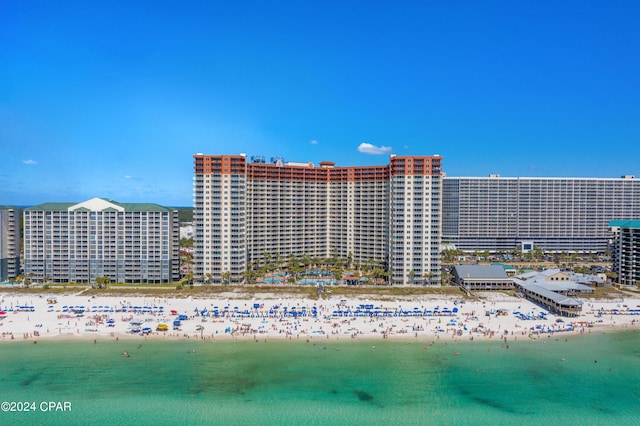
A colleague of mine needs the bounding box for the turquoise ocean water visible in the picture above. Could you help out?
[1,330,639,425]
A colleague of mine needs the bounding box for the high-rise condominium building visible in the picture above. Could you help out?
[443,175,640,253]
[193,154,443,285]
[609,220,640,286]
[23,198,180,284]
[0,207,22,281]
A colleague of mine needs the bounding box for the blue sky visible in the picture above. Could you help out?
[2,1,639,207]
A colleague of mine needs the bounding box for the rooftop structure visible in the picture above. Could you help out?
[513,269,593,317]
[451,264,513,291]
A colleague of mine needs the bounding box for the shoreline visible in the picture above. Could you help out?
[2,291,639,344]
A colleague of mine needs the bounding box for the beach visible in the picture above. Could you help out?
[3,290,640,425]
[2,290,638,343]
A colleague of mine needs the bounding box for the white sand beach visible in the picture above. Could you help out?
[1,291,639,343]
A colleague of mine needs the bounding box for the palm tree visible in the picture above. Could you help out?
[408,269,416,285]
[24,271,35,288]
[330,266,344,284]
[242,269,253,285]
[288,255,304,282]
[221,271,231,286]
[244,261,255,285]
[94,276,110,289]
[423,272,433,286]
[275,253,284,276]
[262,252,272,270]
[301,254,311,272]
[330,248,340,267]
[533,247,544,261]
[311,257,322,273]
[372,267,388,285]
[184,271,194,286]
[440,267,453,286]
[352,256,361,275]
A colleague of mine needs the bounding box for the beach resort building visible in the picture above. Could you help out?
[23,198,180,284]
[443,175,640,253]
[514,269,594,317]
[609,219,640,287]
[193,153,443,285]
[450,264,514,291]
[0,206,22,281]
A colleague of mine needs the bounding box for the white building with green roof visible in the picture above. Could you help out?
[24,198,180,284]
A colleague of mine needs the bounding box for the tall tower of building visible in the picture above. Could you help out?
[609,220,640,287]
[193,153,443,285]
[389,155,442,285]
[193,154,248,284]
[0,207,22,281]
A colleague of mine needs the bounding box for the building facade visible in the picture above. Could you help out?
[609,220,640,287]
[0,207,22,281]
[451,264,513,291]
[443,175,640,253]
[23,198,180,284]
[193,154,442,285]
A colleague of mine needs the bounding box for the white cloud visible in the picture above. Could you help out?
[22,159,38,165]
[310,139,318,145]
[357,142,392,155]
[124,175,132,179]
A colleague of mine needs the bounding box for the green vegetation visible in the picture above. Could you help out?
[0,284,477,300]
[93,276,111,289]
[581,286,631,300]
[325,285,471,299]
[173,207,193,223]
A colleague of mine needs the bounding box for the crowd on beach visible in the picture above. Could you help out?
[1,291,639,343]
